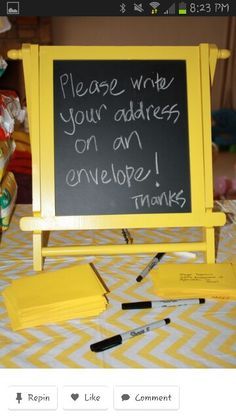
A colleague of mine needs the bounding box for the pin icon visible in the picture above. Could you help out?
[71,393,79,401]
[16,392,22,404]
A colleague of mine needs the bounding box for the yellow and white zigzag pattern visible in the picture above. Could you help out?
[0,204,236,368]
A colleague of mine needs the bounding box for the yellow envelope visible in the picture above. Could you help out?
[7,264,107,307]
[2,263,108,330]
[151,263,236,300]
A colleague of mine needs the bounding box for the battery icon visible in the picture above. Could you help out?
[178,2,187,14]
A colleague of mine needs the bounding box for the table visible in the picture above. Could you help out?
[0,203,236,368]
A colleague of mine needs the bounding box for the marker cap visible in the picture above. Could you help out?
[90,334,122,352]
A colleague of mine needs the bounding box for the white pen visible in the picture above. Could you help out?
[122,298,205,310]
[90,318,170,352]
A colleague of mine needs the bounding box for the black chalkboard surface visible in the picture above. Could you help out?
[54,60,191,216]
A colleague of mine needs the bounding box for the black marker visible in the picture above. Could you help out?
[136,252,165,282]
[122,229,133,244]
[90,318,170,353]
[122,298,205,310]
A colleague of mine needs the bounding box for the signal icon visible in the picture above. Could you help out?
[164,3,176,14]
[149,2,160,14]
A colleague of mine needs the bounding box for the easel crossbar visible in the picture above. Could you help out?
[20,212,225,231]
[42,242,207,257]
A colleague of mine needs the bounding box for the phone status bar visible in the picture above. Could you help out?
[1,0,235,16]
[118,2,233,17]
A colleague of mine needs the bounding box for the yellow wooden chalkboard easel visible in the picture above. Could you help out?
[8,44,229,271]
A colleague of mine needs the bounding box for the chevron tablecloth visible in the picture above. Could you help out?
[0,203,236,368]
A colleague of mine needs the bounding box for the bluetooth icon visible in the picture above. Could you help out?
[120,3,126,13]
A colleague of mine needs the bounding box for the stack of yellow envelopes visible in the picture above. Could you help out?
[2,264,108,331]
[151,263,236,300]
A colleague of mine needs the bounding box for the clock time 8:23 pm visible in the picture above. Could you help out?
[189,3,230,14]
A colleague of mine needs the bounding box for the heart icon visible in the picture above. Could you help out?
[71,393,79,401]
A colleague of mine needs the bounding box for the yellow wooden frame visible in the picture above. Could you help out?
[8,44,229,270]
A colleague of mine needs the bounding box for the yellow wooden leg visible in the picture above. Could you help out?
[204,227,215,263]
[33,231,50,270]
[33,231,43,271]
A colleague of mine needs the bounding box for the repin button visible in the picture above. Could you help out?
[8,386,57,410]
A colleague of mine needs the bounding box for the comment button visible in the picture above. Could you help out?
[114,386,179,410]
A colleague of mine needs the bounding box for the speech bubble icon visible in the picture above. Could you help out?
[121,393,130,401]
